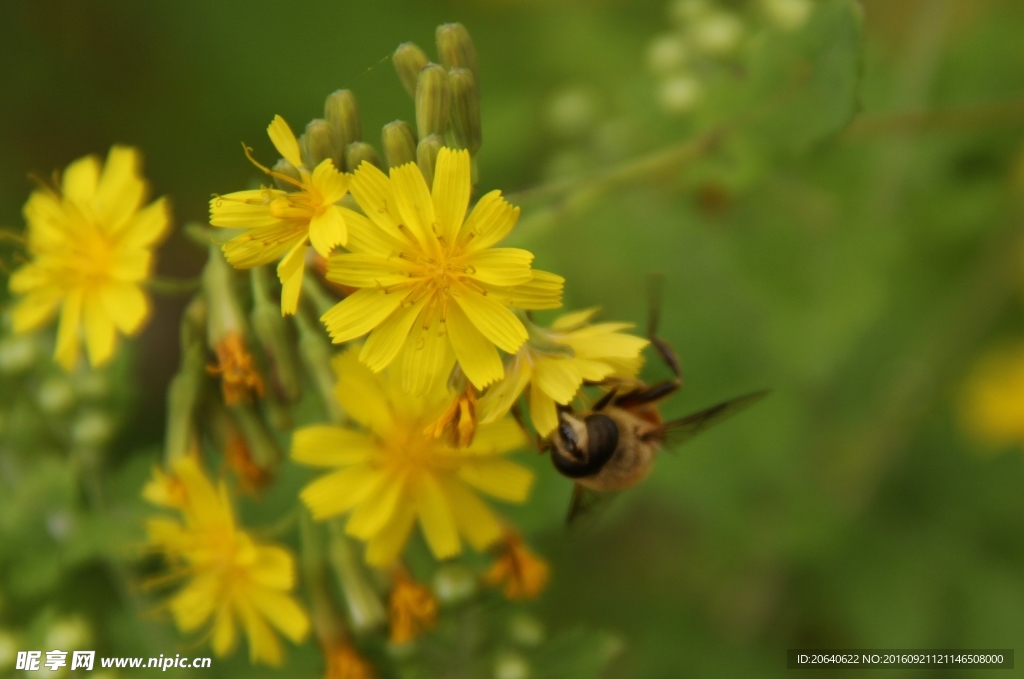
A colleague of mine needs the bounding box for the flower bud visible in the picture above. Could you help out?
[72,409,114,448]
[761,0,813,31]
[272,158,301,191]
[37,376,75,415]
[382,120,417,168]
[494,651,530,679]
[250,267,302,403]
[449,68,482,154]
[300,118,338,169]
[432,563,478,606]
[690,12,744,57]
[415,64,451,140]
[165,296,206,463]
[345,141,382,172]
[0,335,38,374]
[324,89,362,166]
[436,23,479,85]
[294,307,345,424]
[416,134,445,188]
[393,42,429,98]
[659,75,703,114]
[328,521,387,634]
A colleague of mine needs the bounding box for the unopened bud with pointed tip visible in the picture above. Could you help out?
[449,68,482,154]
[436,23,479,85]
[416,64,451,140]
[417,134,445,188]
[345,141,382,172]
[300,118,337,169]
[394,42,429,98]
[272,158,301,191]
[382,120,417,169]
[324,89,362,167]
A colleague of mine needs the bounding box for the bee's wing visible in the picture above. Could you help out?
[660,389,770,448]
[566,483,617,527]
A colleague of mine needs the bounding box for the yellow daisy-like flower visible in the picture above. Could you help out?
[479,308,649,436]
[961,343,1024,448]
[321,147,563,392]
[144,457,310,666]
[291,345,533,567]
[210,115,350,315]
[9,146,169,370]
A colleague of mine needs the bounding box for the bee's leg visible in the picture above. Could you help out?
[646,272,683,385]
[591,386,619,412]
[512,402,550,454]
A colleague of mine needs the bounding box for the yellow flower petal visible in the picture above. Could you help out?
[389,162,437,247]
[211,607,237,657]
[83,293,117,366]
[463,248,535,286]
[309,204,347,257]
[529,384,559,436]
[333,348,395,435]
[359,296,425,372]
[431,147,471,243]
[400,308,453,395]
[480,269,565,310]
[461,419,528,456]
[117,197,170,247]
[311,158,349,203]
[321,287,411,344]
[276,236,308,316]
[8,263,48,293]
[54,289,84,370]
[451,286,527,354]
[11,288,61,333]
[364,501,417,567]
[343,207,406,257]
[457,458,534,503]
[210,190,283,229]
[478,354,533,424]
[349,162,407,242]
[346,471,406,539]
[416,472,461,559]
[446,299,504,389]
[291,426,376,467]
[168,573,219,632]
[326,253,410,289]
[459,190,520,252]
[62,154,100,203]
[237,597,284,666]
[246,586,310,643]
[248,545,295,590]
[533,355,582,405]
[100,282,149,334]
[267,115,303,170]
[95,146,146,228]
[439,476,503,551]
[300,465,384,520]
[551,307,601,331]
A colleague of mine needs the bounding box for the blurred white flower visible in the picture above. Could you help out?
[762,0,814,31]
[659,75,703,113]
[646,33,690,74]
[691,11,745,56]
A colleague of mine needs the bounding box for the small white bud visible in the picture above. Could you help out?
[691,12,745,57]
[37,377,75,414]
[545,88,597,140]
[659,75,703,114]
[494,650,531,679]
[762,0,813,31]
[72,410,113,448]
[647,34,691,74]
[0,335,38,374]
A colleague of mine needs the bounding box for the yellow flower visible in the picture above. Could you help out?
[9,146,169,370]
[479,308,649,436]
[423,384,478,448]
[483,530,549,600]
[321,147,563,392]
[145,457,310,666]
[210,115,350,315]
[291,346,533,567]
[388,569,437,645]
[961,344,1024,448]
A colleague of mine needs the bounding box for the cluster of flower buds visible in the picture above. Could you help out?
[647,0,814,114]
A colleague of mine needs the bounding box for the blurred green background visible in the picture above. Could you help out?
[4,0,1024,677]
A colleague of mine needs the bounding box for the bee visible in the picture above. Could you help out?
[545,284,768,524]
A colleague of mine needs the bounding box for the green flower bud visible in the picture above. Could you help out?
[328,521,386,634]
[325,89,362,166]
[506,613,545,647]
[417,134,445,188]
[0,334,38,374]
[449,67,482,154]
[37,376,75,415]
[203,247,248,348]
[345,141,382,172]
[165,296,207,463]
[299,513,349,652]
[272,158,301,191]
[415,64,451,140]
[72,409,114,448]
[294,305,344,423]
[436,23,480,85]
[494,651,531,679]
[393,42,429,98]
[382,120,418,168]
[432,563,478,605]
[250,267,302,403]
[300,118,338,169]
[228,400,281,470]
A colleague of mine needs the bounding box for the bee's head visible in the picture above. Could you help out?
[550,410,619,478]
